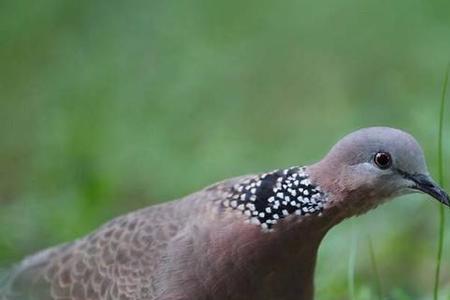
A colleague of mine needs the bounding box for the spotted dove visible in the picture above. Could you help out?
[1,127,449,300]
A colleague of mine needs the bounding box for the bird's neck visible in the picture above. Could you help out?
[198,166,353,299]
[222,166,328,231]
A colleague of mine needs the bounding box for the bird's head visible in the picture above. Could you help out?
[309,127,449,216]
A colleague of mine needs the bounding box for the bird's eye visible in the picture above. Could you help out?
[374,152,392,169]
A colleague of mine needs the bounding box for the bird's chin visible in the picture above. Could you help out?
[389,186,432,202]
[393,186,419,197]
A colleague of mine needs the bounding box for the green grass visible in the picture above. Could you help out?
[433,64,450,300]
[1,1,450,298]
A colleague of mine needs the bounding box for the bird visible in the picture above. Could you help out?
[1,127,448,300]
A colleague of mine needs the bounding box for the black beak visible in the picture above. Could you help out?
[408,174,450,207]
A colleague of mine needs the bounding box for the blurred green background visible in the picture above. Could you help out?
[1,0,450,299]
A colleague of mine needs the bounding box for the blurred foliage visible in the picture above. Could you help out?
[1,0,450,299]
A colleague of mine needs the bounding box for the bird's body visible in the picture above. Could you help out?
[1,171,330,300]
[1,127,449,300]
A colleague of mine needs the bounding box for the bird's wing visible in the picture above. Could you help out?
[0,200,191,300]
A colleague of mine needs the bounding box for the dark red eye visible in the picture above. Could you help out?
[374,152,392,169]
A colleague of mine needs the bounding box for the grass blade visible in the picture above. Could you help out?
[368,236,383,300]
[348,228,358,300]
[433,63,449,300]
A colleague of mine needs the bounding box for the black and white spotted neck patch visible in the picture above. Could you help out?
[223,166,327,230]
